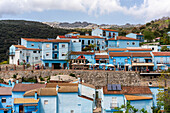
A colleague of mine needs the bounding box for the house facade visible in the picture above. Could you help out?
[126,33,144,42]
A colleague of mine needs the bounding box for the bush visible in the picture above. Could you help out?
[69,73,76,77]
[13,74,17,79]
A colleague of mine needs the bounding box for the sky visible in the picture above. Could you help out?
[0,0,170,25]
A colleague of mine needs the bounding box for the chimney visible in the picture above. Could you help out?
[56,85,59,92]
[16,79,19,84]
[8,80,11,86]
[12,81,15,88]
[35,91,38,100]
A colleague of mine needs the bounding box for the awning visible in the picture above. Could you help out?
[94,63,99,66]
[86,63,92,66]
[132,63,154,66]
[107,64,114,67]
[100,63,106,66]
[14,98,39,104]
[125,64,131,66]
[157,64,165,66]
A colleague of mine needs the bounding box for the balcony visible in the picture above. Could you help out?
[9,52,15,56]
[110,103,119,109]
[53,57,59,60]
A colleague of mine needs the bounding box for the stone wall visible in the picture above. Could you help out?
[0,69,169,87]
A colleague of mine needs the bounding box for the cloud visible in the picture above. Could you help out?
[0,0,170,22]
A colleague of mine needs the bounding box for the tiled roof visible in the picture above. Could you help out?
[14,98,39,104]
[22,38,48,42]
[152,52,170,56]
[131,52,152,57]
[13,45,26,48]
[43,39,70,43]
[103,86,152,95]
[95,55,109,59]
[77,35,104,39]
[70,51,94,55]
[12,84,46,92]
[79,95,93,101]
[108,36,139,41]
[134,33,143,36]
[125,95,153,100]
[0,87,12,95]
[108,48,127,51]
[128,48,152,51]
[109,52,131,57]
[58,35,78,39]
[100,28,118,32]
[117,36,139,40]
[81,82,95,89]
[24,88,57,96]
[45,83,78,93]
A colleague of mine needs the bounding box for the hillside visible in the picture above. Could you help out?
[0,20,90,62]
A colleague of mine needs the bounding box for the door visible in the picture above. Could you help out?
[53,63,61,69]
[27,56,29,62]
[19,105,23,113]
[54,54,58,59]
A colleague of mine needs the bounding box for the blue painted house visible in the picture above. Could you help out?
[106,36,140,49]
[126,33,144,42]
[0,87,12,113]
[101,85,153,113]
[41,39,71,69]
[152,52,170,70]
[77,35,106,51]
[92,28,118,40]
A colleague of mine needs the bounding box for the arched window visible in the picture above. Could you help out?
[132,42,135,45]
[113,33,115,37]
[109,32,111,37]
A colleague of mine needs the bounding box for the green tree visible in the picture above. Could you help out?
[143,30,155,42]
[89,44,96,51]
[161,46,169,51]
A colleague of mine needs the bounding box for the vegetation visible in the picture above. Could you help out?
[21,76,38,83]
[161,46,170,51]
[69,73,76,78]
[0,20,90,62]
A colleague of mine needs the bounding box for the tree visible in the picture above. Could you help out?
[89,44,96,51]
[143,30,155,42]
[161,46,169,51]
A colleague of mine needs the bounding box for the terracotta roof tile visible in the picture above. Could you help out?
[12,84,46,92]
[125,95,153,100]
[128,48,152,51]
[95,55,109,59]
[70,51,94,55]
[152,52,170,56]
[43,39,70,43]
[45,83,78,93]
[22,38,48,42]
[117,36,139,40]
[131,52,152,57]
[77,35,104,39]
[100,28,118,32]
[58,35,78,39]
[24,88,57,96]
[108,48,127,51]
[109,52,131,57]
[0,87,12,95]
[14,98,39,104]
[13,45,26,48]
[103,86,152,95]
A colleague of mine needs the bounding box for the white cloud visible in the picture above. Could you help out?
[0,0,170,21]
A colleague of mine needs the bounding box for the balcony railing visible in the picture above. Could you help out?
[9,52,15,56]
[110,103,119,109]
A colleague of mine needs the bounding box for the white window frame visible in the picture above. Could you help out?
[44,100,48,105]
[46,53,50,56]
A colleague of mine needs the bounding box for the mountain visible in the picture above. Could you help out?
[0,20,90,62]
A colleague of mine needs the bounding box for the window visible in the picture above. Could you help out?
[103,31,106,36]
[1,98,6,103]
[31,43,34,46]
[46,53,49,56]
[62,44,65,48]
[152,47,154,50]
[45,63,49,67]
[127,42,129,45]
[73,40,76,42]
[88,40,90,45]
[113,33,115,37]
[102,46,104,49]
[44,100,48,105]
[71,110,74,113]
[62,53,67,56]
[109,32,111,37]
[35,57,38,60]
[39,51,40,53]
[125,59,128,62]
[113,59,116,62]
[81,55,84,58]
[20,51,22,53]
[46,44,50,48]
[54,45,57,50]
[91,40,94,43]
[111,97,117,108]
[132,42,135,45]
[33,51,36,53]
[82,40,84,45]
[79,40,81,42]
